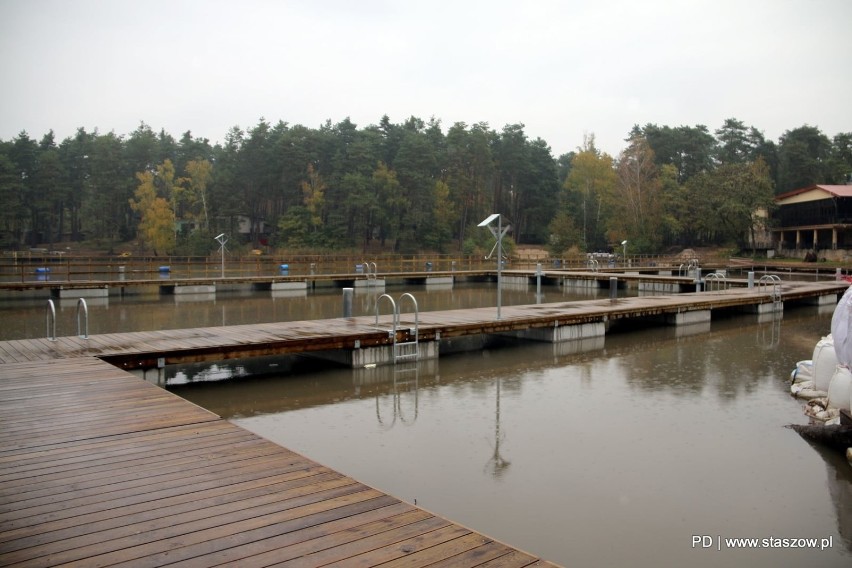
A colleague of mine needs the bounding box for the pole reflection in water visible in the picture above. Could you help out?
[485,377,511,479]
[171,305,851,568]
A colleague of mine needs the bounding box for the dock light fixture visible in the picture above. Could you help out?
[621,240,627,265]
[214,233,228,278]
[479,213,510,320]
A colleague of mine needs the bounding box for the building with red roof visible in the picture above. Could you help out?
[773,184,852,259]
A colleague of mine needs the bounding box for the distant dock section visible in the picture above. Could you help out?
[0,266,824,297]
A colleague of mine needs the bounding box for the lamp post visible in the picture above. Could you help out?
[479,213,509,320]
[214,233,228,278]
[621,240,627,266]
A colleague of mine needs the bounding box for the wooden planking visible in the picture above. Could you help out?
[6,282,842,567]
[0,270,484,294]
[0,356,559,567]
[0,266,757,295]
[0,281,845,368]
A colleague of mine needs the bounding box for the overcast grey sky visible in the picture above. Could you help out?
[1,0,850,157]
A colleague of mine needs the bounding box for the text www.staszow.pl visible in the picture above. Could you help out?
[693,535,833,550]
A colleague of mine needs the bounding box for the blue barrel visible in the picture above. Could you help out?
[279,264,289,274]
[34,267,50,274]
[355,264,364,273]
[425,262,433,272]
[158,266,171,273]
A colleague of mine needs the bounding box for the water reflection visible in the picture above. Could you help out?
[3,278,850,566]
[812,445,852,552]
[375,363,419,429]
[172,307,851,567]
[484,378,511,479]
[0,282,615,340]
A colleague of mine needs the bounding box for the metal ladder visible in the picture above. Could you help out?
[362,260,378,285]
[679,258,700,278]
[704,272,728,291]
[45,298,90,341]
[394,293,419,363]
[758,274,783,306]
[375,293,419,364]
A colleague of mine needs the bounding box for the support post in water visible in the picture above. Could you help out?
[610,277,617,300]
[536,263,542,304]
[343,287,353,318]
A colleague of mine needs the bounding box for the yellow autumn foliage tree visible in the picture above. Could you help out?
[561,135,617,251]
[130,168,175,255]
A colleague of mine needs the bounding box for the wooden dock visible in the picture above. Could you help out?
[0,281,845,369]
[0,270,486,293]
[0,357,560,567]
[0,267,738,294]
[0,281,847,567]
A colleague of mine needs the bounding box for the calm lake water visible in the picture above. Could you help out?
[0,281,589,340]
[2,282,851,567]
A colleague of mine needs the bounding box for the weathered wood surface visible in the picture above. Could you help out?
[0,282,844,566]
[0,269,486,292]
[0,357,559,567]
[0,282,844,369]
[0,266,707,292]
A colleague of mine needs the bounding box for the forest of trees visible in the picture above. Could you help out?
[0,116,850,256]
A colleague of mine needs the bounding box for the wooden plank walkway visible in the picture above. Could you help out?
[0,270,492,293]
[0,266,743,293]
[0,281,845,369]
[0,281,846,566]
[0,357,559,567]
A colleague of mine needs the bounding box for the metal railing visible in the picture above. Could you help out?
[361,260,378,283]
[45,297,92,340]
[704,272,728,292]
[758,274,783,303]
[678,258,700,278]
[375,293,420,364]
[76,298,89,339]
[394,293,419,363]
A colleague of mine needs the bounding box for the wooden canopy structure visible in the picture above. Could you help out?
[773,184,852,252]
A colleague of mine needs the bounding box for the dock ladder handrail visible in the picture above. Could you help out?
[587,258,599,272]
[362,260,378,284]
[375,293,397,335]
[704,272,728,292]
[758,274,783,303]
[45,299,56,341]
[374,293,419,364]
[76,298,90,339]
[679,258,700,278]
[394,292,419,363]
